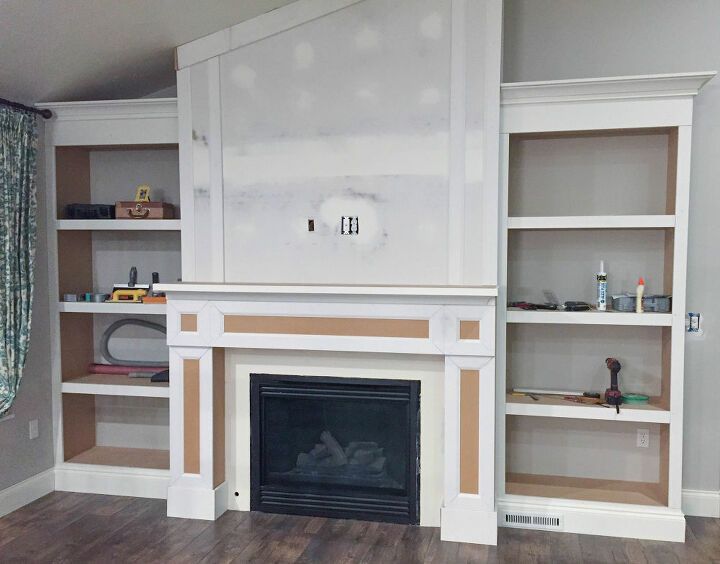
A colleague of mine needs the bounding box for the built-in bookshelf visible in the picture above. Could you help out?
[39,98,179,494]
[496,72,714,541]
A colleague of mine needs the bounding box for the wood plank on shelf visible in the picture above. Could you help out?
[505,473,666,506]
[62,374,169,398]
[65,446,169,470]
[505,393,670,424]
[507,215,675,230]
[56,219,181,231]
[57,302,166,315]
[506,308,673,326]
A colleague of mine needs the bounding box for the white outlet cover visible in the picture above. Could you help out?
[636,428,649,448]
[28,419,39,440]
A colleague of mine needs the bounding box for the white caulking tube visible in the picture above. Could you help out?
[596,260,607,311]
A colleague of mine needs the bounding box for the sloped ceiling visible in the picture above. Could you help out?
[0,0,296,104]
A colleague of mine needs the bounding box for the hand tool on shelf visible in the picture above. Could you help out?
[605,357,623,414]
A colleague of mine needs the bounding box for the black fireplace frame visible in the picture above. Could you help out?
[250,374,420,525]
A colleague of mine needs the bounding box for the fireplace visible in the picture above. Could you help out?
[250,374,420,524]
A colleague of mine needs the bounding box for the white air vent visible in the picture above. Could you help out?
[503,511,563,531]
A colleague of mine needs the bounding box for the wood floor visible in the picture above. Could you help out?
[1,493,719,563]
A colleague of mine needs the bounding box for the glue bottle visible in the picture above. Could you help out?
[596,261,607,311]
[636,277,645,313]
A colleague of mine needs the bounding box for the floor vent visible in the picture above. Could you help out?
[503,511,563,531]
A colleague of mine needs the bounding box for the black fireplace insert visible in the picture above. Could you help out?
[250,374,420,524]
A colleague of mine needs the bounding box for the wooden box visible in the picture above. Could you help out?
[115,201,175,219]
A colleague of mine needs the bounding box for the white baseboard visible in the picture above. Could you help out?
[55,464,169,499]
[0,468,55,519]
[498,496,686,542]
[682,489,720,518]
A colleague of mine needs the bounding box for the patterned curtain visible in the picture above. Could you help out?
[0,106,38,416]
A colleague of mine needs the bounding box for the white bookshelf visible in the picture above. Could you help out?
[497,72,714,542]
[40,98,179,496]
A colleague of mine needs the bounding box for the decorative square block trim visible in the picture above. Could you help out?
[459,320,481,340]
[223,315,430,339]
[460,369,480,495]
[181,314,198,332]
[183,359,200,474]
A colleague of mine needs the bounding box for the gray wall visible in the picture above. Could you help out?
[0,120,54,490]
[503,0,720,493]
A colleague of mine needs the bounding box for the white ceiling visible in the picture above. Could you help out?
[0,0,296,104]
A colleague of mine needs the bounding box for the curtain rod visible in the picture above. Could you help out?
[0,97,52,119]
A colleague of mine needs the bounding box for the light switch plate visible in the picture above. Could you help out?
[29,419,39,440]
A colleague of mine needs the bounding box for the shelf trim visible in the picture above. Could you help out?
[57,302,166,315]
[505,394,670,424]
[507,215,675,230]
[56,219,181,231]
[62,376,169,399]
[506,309,673,326]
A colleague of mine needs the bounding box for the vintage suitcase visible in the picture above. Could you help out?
[115,201,175,219]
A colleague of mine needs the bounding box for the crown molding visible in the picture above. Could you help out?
[501,72,716,105]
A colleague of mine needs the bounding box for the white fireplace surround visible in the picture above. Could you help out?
[156,283,498,545]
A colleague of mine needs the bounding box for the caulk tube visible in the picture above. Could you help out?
[596,260,607,311]
[636,277,645,313]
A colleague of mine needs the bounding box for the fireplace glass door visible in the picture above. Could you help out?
[250,374,420,524]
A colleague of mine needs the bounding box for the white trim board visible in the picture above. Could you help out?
[55,464,170,500]
[0,469,55,519]
[682,489,720,518]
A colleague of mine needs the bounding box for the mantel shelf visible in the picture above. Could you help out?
[155,283,498,299]
[506,309,672,326]
[507,215,675,230]
[506,393,670,424]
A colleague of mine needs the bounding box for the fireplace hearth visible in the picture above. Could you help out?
[250,374,420,524]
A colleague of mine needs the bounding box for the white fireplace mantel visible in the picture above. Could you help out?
[156,283,498,545]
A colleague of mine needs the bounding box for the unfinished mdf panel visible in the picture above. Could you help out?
[62,394,96,460]
[55,147,90,219]
[508,229,670,305]
[506,416,666,504]
[507,129,674,217]
[59,313,95,381]
[507,324,664,400]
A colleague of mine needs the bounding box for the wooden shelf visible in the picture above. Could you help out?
[62,374,169,398]
[65,446,169,470]
[58,302,166,315]
[505,473,666,507]
[506,308,672,326]
[507,215,675,230]
[56,219,181,231]
[506,393,670,423]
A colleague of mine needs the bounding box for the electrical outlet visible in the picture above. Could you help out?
[637,428,649,448]
[340,216,359,235]
[28,419,39,440]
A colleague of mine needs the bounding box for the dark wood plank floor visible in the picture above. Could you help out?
[1,492,719,563]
